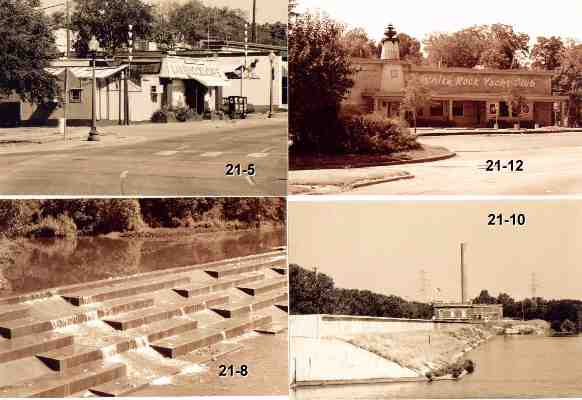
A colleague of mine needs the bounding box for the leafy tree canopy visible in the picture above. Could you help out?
[0,0,58,103]
[342,27,378,58]
[71,0,154,57]
[531,36,566,71]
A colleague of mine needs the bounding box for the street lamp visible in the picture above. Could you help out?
[87,35,99,141]
[268,51,275,118]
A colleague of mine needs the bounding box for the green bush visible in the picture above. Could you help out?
[463,359,475,374]
[0,200,41,237]
[339,114,420,154]
[29,215,77,238]
[174,107,196,122]
[151,109,176,123]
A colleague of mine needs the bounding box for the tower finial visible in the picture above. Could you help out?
[385,24,397,40]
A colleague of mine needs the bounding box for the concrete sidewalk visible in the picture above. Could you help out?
[416,126,582,136]
[289,168,413,195]
[0,112,287,154]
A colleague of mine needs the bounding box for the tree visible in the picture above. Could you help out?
[289,13,354,153]
[397,33,423,64]
[342,28,377,58]
[554,43,582,127]
[531,36,566,71]
[256,22,287,47]
[71,0,154,57]
[401,77,432,133]
[425,26,487,68]
[0,0,59,103]
[165,1,247,47]
[473,289,497,305]
[479,24,529,69]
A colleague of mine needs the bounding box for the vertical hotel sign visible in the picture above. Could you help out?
[410,70,550,95]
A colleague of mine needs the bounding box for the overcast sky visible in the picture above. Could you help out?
[289,199,582,302]
[43,0,287,23]
[297,0,582,45]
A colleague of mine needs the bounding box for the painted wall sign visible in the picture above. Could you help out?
[409,71,550,96]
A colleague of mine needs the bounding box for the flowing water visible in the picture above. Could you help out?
[292,335,582,399]
[0,228,284,297]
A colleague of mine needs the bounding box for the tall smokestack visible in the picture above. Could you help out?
[251,0,257,43]
[460,243,467,303]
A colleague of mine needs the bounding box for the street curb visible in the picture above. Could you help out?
[289,173,415,195]
[290,150,456,171]
[417,128,582,137]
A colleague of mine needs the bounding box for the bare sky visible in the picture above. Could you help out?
[297,0,582,45]
[289,199,582,302]
[43,0,287,23]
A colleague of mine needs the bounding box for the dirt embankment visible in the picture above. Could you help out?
[336,325,492,378]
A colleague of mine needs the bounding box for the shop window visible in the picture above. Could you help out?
[499,101,510,117]
[453,101,464,117]
[489,103,497,115]
[69,89,82,103]
[430,102,443,117]
[150,86,158,103]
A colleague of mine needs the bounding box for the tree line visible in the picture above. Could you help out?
[290,264,433,319]
[473,289,582,332]
[0,198,286,237]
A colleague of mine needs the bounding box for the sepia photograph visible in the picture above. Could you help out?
[0,0,288,196]
[0,198,288,396]
[288,0,582,195]
[289,199,582,398]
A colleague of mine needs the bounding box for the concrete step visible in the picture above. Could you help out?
[254,322,288,334]
[0,332,73,364]
[236,277,287,296]
[0,305,29,322]
[275,301,289,313]
[0,360,126,397]
[271,266,288,275]
[103,293,228,331]
[204,258,286,279]
[61,276,190,306]
[37,317,199,372]
[173,273,265,298]
[210,291,288,318]
[0,297,153,339]
[150,314,272,358]
[89,376,149,397]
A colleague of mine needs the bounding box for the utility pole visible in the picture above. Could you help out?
[251,0,256,43]
[531,272,538,308]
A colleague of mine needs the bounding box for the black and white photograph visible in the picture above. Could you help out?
[289,199,582,399]
[0,0,288,196]
[0,198,288,396]
[288,0,582,195]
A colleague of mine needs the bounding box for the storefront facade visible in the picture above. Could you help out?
[345,25,569,128]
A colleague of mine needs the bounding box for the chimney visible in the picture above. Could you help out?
[381,24,400,61]
[460,243,467,303]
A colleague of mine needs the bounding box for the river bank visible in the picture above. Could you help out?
[337,325,492,379]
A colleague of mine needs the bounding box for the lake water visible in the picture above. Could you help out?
[292,335,582,399]
[0,228,284,297]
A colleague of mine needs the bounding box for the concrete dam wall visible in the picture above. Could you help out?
[290,314,473,384]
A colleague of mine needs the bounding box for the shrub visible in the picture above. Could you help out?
[463,359,475,374]
[151,108,176,123]
[0,200,41,237]
[29,215,77,238]
[339,114,420,154]
[174,107,196,122]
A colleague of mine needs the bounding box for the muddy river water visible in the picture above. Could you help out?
[292,335,582,399]
[0,228,284,297]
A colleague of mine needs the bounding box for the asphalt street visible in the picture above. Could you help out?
[0,120,287,196]
[352,132,582,195]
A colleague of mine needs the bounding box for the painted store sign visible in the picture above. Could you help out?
[410,71,550,95]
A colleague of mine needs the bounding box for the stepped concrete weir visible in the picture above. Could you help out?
[0,249,288,397]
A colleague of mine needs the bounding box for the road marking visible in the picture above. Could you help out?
[246,176,256,186]
[260,146,274,153]
[154,150,179,156]
[248,153,268,158]
[176,145,189,150]
[200,151,223,157]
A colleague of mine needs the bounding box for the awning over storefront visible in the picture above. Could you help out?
[46,65,128,79]
[159,56,230,87]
